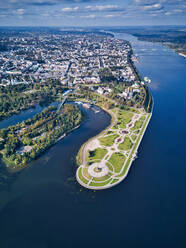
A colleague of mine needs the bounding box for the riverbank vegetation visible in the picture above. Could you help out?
[143,84,153,113]
[0,80,69,121]
[0,104,83,170]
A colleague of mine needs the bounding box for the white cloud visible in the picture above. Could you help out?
[144,3,161,10]
[61,7,79,12]
[13,8,25,15]
[85,5,118,11]
[81,14,96,18]
[104,14,115,18]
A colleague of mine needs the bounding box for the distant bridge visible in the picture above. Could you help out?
[57,96,67,112]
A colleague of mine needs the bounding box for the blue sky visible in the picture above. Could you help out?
[0,0,185,26]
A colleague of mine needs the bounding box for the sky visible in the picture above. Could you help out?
[0,0,186,26]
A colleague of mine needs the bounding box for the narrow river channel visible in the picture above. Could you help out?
[0,33,186,248]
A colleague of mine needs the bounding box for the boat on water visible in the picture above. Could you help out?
[144,76,151,83]
[75,101,82,105]
[92,107,100,114]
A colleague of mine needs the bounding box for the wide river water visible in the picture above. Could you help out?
[0,33,186,248]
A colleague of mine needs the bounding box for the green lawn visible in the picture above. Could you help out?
[78,167,89,184]
[116,159,131,178]
[118,136,133,151]
[89,178,113,187]
[108,152,126,173]
[117,114,150,178]
[129,108,140,114]
[111,178,119,184]
[131,115,150,153]
[112,124,119,130]
[131,134,137,141]
[106,162,114,172]
[88,148,107,161]
[99,134,119,147]
[105,130,116,136]
[92,174,112,182]
[132,116,146,131]
[117,110,133,129]
[83,167,91,180]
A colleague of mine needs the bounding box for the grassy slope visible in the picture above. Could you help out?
[108,152,126,173]
[99,134,119,147]
[88,148,107,161]
[118,136,133,151]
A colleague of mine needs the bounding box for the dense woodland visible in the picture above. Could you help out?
[0,80,68,120]
[0,104,83,168]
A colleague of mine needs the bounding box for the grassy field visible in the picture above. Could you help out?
[117,114,150,178]
[118,136,133,151]
[108,152,126,173]
[111,178,119,184]
[83,167,92,180]
[78,168,89,184]
[112,124,119,129]
[89,178,113,187]
[105,130,116,136]
[92,174,112,182]
[132,116,146,130]
[88,148,107,161]
[116,158,131,178]
[99,134,119,147]
[117,110,133,129]
[131,134,137,141]
[106,162,114,172]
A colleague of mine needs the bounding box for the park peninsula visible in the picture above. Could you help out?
[0,31,153,189]
[75,83,152,190]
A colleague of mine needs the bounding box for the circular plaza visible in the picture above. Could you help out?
[87,162,109,178]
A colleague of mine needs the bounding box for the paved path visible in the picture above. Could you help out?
[81,107,117,166]
[76,106,152,190]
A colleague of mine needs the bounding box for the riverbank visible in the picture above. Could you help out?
[178,53,186,58]
[76,105,115,166]
[76,104,152,190]
[0,104,84,172]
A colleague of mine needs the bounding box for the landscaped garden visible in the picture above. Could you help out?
[99,134,119,147]
[108,152,126,173]
[76,106,152,190]
[88,148,107,161]
[118,137,133,151]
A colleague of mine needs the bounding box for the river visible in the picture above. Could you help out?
[0,33,186,248]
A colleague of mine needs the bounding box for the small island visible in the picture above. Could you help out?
[0,104,83,171]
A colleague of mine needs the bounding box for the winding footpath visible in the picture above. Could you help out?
[76,106,152,190]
